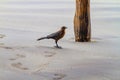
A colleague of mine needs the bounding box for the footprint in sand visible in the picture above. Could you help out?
[11,62,29,70]
[16,54,26,58]
[44,51,56,57]
[53,73,66,80]
[0,34,6,38]
[34,63,49,72]
[9,54,26,61]
[9,54,27,70]
[9,58,16,61]
[0,46,13,49]
[0,43,4,45]
[5,47,13,49]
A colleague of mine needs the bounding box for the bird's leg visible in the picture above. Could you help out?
[55,40,59,47]
[55,40,62,48]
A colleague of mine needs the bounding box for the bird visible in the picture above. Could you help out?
[37,26,67,48]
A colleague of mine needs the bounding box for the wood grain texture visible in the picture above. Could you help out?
[74,0,91,42]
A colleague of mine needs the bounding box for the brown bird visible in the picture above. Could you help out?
[37,26,67,48]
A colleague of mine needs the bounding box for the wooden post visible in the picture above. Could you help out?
[74,0,91,42]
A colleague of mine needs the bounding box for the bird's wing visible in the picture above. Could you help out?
[47,31,61,38]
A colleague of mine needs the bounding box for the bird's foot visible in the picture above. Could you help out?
[54,46,62,49]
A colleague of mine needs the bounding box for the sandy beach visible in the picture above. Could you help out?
[0,0,120,80]
[0,27,120,80]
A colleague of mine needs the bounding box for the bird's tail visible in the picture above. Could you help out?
[37,37,47,41]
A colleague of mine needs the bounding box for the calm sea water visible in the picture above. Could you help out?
[0,0,120,36]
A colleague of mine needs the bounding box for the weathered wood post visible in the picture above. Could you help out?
[74,0,91,42]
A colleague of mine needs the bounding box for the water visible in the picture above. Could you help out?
[0,0,120,35]
[91,1,120,36]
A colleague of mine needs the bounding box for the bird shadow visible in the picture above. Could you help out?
[54,46,63,49]
[36,45,63,50]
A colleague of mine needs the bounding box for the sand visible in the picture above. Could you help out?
[0,28,120,80]
[0,0,120,80]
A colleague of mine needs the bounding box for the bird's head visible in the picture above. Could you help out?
[61,26,67,30]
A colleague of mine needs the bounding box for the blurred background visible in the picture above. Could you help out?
[0,0,120,37]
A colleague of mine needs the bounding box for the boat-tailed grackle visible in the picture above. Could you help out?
[37,26,67,48]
